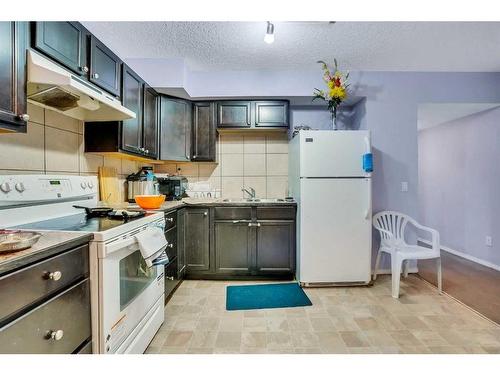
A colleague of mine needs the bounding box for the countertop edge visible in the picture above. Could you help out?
[134,200,297,213]
[0,233,93,277]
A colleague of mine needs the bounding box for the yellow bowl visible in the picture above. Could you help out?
[134,195,166,209]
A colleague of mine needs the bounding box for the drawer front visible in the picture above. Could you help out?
[164,227,177,261]
[256,207,296,220]
[0,244,89,324]
[214,207,252,220]
[164,210,177,231]
[0,279,91,354]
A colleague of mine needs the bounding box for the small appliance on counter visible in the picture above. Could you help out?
[126,167,159,203]
[157,175,188,201]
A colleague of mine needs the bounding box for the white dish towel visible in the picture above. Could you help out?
[135,226,168,267]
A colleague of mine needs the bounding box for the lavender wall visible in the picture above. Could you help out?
[418,107,500,267]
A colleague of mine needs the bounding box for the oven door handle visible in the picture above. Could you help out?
[103,235,168,265]
[101,236,138,257]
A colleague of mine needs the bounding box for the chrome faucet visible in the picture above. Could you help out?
[242,187,256,199]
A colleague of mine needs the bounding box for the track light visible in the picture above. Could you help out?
[264,21,274,44]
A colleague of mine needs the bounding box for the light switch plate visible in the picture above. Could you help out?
[486,236,493,247]
[401,181,409,192]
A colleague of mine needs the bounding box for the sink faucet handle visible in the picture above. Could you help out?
[241,187,256,199]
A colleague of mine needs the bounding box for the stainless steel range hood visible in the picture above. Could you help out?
[27,50,135,121]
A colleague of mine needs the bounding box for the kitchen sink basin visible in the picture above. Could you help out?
[220,198,288,203]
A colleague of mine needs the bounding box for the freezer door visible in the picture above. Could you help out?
[299,130,370,178]
[298,178,372,284]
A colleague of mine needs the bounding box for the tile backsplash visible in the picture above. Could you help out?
[155,133,289,199]
[0,104,147,202]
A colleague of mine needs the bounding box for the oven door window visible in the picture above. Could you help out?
[119,250,157,310]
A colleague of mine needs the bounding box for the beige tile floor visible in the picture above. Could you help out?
[145,275,500,354]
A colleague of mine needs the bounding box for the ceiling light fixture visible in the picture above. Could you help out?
[264,21,275,44]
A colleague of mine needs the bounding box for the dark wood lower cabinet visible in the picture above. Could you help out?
[185,208,210,273]
[177,208,186,278]
[215,222,253,275]
[184,206,296,279]
[255,221,295,274]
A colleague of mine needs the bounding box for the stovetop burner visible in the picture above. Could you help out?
[107,209,146,221]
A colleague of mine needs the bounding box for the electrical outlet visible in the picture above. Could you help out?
[485,236,493,247]
[401,181,408,192]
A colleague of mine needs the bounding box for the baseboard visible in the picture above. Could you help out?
[374,267,418,276]
[418,238,500,272]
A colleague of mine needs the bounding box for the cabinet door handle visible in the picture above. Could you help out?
[203,212,208,217]
[166,276,174,281]
[166,217,174,222]
[233,220,251,224]
[18,114,29,122]
[248,222,261,227]
[93,73,99,79]
[81,66,89,73]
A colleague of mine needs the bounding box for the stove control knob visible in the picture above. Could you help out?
[87,181,94,189]
[0,182,11,193]
[15,182,25,193]
[80,182,87,190]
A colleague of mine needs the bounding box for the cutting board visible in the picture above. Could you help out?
[98,166,120,204]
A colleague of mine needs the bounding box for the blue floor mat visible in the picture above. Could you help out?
[226,282,312,311]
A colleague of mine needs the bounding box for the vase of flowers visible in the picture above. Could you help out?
[313,59,349,130]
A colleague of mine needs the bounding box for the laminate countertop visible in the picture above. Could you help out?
[126,198,297,213]
[0,231,93,277]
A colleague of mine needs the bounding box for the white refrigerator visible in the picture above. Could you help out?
[289,130,372,285]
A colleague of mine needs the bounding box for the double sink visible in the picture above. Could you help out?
[220,198,289,203]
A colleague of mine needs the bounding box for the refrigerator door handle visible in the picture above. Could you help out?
[364,136,371,153]
[364,179,372,220]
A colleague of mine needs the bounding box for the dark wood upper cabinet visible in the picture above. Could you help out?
[32,22,88,76]
[89,36,121,97]
[33,22,121,97]
[142,85,159,159]
[192,102,216,162]
[159,96,192,162]
[121,65,143,154]
[216,101,251,128]
[255,101,289,128]
[85,65,160,161]
[0,22,28,133]
[216,100,289,129]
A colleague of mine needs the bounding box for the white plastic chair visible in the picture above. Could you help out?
[372,211,442,298]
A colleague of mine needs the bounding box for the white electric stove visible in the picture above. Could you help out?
[0,174,165,354]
